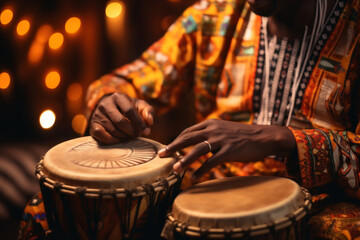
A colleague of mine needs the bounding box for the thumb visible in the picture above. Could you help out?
[136,99,154,126]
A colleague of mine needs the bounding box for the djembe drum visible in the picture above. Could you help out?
[162,176,312,240]
[36,136,182,240]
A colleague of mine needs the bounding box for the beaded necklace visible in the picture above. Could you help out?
[256,0,334,126]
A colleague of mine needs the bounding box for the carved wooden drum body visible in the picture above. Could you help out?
[36,136,181,240]
[162,176,312,240]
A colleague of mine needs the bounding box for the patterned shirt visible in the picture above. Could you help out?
[19,0,360,239]
[86,0,360,198]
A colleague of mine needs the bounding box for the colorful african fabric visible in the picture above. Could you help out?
[18,1,360,239]
[308,201,360,239]
[19,193,48,239]
[85,0,360,199]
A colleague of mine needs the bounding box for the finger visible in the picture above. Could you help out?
[136,101,154,136]
[191,149,226,183]
[97,97,136,137]
[158,130,206,157]
[93,107,132,138]
[136,99,154,126]
[90,122,121,145]
[103,107,136,137]
[177,121,207,136]
[173,141,212,172]
[114,95,147,136]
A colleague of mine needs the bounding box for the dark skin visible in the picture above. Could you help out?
[90,93,154,144]
[89,0,335,182]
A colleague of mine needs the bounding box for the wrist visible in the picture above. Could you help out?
[266,126,297,158]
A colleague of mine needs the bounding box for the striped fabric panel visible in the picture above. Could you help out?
[0,143,49,220]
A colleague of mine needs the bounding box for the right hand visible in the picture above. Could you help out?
[89,93,154,144]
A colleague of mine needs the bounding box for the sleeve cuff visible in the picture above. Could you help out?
[287,128,335,189]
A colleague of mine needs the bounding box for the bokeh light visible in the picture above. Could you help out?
[0,72,11,89]
[65,17,81,34]
[45,71,61,89]
[0,9,13,25]
[106,1,123,18]
[16,19,30,36]
[48,32,64,49]
[28,25,53,64]
[72,114,87,134]
[39,110,56,129]
[67,83,83,101]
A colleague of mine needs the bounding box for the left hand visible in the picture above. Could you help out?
[158,119,296,182]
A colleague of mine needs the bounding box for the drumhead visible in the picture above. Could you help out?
[42,136,177,189]
[171,176,304,229]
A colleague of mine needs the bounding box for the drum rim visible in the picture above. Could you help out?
[36,158,181,198]
[41,137,178,188]
[166,187,312,239]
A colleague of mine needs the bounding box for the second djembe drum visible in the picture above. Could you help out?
[162,176,312,240]
[36,136,182,240]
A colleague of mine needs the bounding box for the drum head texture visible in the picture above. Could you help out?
[171,176,304,229]
[42,136,177,189]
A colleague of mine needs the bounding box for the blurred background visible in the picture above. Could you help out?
[0,0,195,238]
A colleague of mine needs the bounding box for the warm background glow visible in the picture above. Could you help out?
[45,71,61,89]
[0,9,13,25]
[16,19,30,36]
[72,114,87,134]
[0,0,194,142]
[106,1,123,18]
[65,17,81,34]
[0,72,11,89]
[67,83,83,101]
[39,110,56,129]
[0,4,195,239]
[28,25,53,64]
[48,32,64,49]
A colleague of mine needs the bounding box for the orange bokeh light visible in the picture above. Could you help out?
[16,19,30,36]
[28,25,53,64]
[48,32,64,49]
[67,83,83,101]
[45,71,61,89]
[106,1,123,18]
[0,72,11,89]
[72,114,87,134]
[0,9,13,25]
[65,17,81,34]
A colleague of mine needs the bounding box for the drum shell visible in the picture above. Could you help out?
[36,136,182,239]
[162,176,312,240]
[38,160,182,240]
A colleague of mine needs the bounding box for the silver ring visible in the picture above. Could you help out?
[204,140,212,152]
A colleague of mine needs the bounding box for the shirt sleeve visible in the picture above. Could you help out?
[287,36,360,199]
[84,4,201,120]
[289,127,360,199]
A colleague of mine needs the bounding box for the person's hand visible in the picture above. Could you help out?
[89,93,154,144]
[158,119,296,182]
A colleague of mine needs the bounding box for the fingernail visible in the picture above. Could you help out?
[173,162,183,172]
[158,148,167,157]
[143,128,151,136]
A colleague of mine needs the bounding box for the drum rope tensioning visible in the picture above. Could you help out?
[162,176,313,240]
[36,136,183,240]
